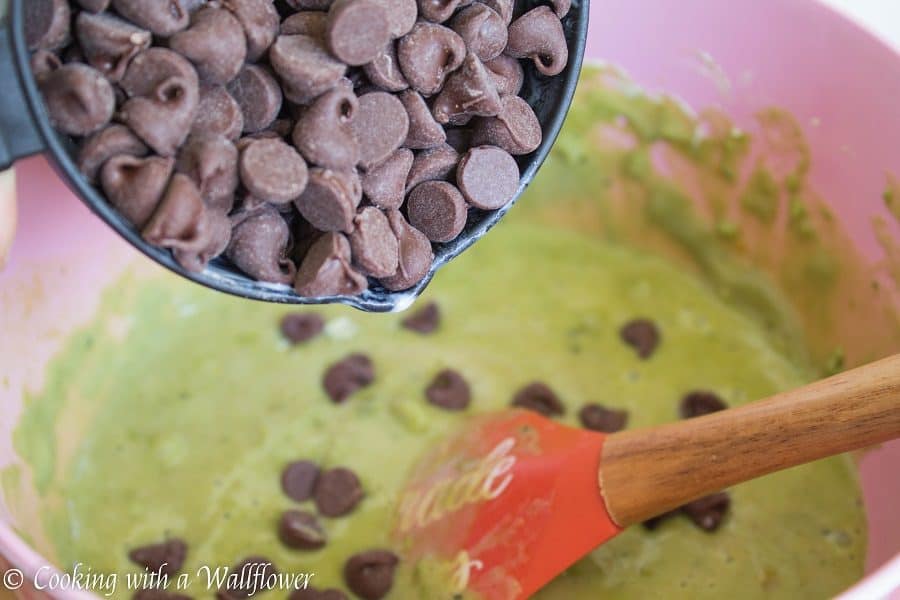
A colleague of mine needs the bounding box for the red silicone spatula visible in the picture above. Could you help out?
[393,354,900,599]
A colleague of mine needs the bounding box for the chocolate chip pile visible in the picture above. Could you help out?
[26,0,572,297]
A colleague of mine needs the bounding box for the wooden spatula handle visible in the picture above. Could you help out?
[600,354,900,527]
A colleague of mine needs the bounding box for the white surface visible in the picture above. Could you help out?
[819,0,900,50]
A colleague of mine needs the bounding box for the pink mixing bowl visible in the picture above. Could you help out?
[1,0,899,597]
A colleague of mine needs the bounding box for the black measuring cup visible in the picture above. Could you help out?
[0,0,588,311]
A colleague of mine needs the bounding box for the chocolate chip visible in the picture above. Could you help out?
[456,145,519,210]
[484,54,524,96]
[278,510,327,550]
[578,404,629,433]
[426,369,471,410]
[405,143,460,192]
[478,0,513,23]
[681,492,731,532]
[407,181,468,243]
[227,65,283,134]
[129,538,188,576]
[363,43,409,92]
[641,510,678,531]
[397,22,466,96]
[280,315,326,345]
[76,0,111,12]
[101,154,174,228]
[222,0,280,62]
[620,318,660,359]
[506,6,569,77]
[281,459,321,500]
[680,391,728,419]
[295,232,368,297]
[449,4,507,62]
[281,11,329,37]
[401,301,440,333]
[471,95,542,155]
[169,7,247,85]
[111,0,191,36]
[511,382,565,417]
[322,354,375,403]
[417,0,470,23]
[79,124,149,183]
[176,134,240,212]
[240,138,309,204]
[343,550,398,600]
[226,205,297,284]
[350,207,400,278]
[549,0,571,18]
[398,90,446,150]
[269,34,347,104]
[173,208,232,272]
[75,11,152,82]
[361,148,413,210]
[326,0,391,66]
[380,210,433,291]
[371,0,417,38]
[121,47,197,99]
[29,49,61,78]
[133,589,192,600]
[294,168,361,233]
[25,0,71,51]
[218,557,277,600]
[292,83,360,171]
[290,589,348,600]
[37,64,115,137]
[142,174,206,252]
[314,466,365,517]
[431,53,501,125]
[350,92,410,170]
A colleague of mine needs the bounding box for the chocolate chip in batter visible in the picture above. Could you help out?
[680,390,727,419]
[406,181,468,243]
[401,301,440,334]
[323,354,375,403]
[280,314,326,346]
[681,492,731,532]
[314,466,365,517]
[456,145,519,210]
[129,538,187,577]
[343,549,398,600]
[426,369,471,411]
[278,510,327,550]
[620,318,660,359]
[281,459,322,502]
[511,382,565,417]
[578,404,629,433]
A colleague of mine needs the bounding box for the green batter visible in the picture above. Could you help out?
[12,66,867,599]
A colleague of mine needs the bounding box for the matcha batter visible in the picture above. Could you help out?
[12,66,868,599]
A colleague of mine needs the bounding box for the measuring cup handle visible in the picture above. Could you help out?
[0,12,46,171]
